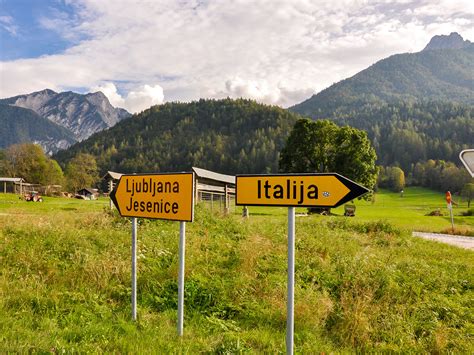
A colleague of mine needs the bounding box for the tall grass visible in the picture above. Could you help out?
[0,194,473,352]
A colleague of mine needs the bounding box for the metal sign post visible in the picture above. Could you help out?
[287,207,295,355]
[235,173,369,353]
[177,221,186,336]
[131,217,137,321]
[446,192,454,233]
[110,172,195,334]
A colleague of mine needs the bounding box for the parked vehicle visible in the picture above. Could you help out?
[24,191,43,202]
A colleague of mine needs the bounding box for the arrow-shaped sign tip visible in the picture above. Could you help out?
[334,174,370,207]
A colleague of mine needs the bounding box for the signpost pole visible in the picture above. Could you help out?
[131,217,137,321]
[177,221,186,336]
[287,207,295,355]
[448,203,454,233]
[446,192,454,233]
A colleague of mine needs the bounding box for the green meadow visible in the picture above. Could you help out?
[245,187,474,234]
[0,187,473,352]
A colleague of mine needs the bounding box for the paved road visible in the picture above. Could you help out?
[412,232,474,250]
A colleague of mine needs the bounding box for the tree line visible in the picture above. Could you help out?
[0,143,99,194]
[311,100,473,173]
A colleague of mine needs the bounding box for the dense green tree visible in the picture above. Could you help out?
[378,166,406,192]
[0,143,63,185]
[279,118,377,191]
[278,119,337,173]
[65,153,99,192]
[412,159,472,193]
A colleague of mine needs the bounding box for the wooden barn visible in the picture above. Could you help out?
[1,177,25,194]
[192,167,236,213]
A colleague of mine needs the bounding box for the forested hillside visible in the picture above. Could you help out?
[291,42,474,117]
[314,100,473,172]
[54,99,299,175]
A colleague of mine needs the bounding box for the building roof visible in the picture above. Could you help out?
[0,177,25,183]
[102,171,123,180]
[192,167,235,185]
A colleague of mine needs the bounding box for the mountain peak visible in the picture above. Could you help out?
[423,32,472,51]
[37,88,57,95]
[86,91,107,99]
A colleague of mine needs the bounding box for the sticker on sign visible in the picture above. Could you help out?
[459,149,474,177]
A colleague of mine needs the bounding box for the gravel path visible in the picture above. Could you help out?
[412,232,474,250]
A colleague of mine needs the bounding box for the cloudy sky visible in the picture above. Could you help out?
[0,0,472,113]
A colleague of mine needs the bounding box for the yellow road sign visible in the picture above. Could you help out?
[110,172,194,221]
[236,174,369,207]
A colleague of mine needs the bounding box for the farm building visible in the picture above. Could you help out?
[0,177,25,194]
[192,167,236,213]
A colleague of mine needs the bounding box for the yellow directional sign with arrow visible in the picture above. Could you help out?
[110,172,194,221]
[236,173,369,207]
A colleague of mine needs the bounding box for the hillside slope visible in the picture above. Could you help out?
[54,99,300,175]
[291,33,474,118]
[0,104,76,153]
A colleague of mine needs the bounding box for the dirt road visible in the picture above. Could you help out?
[412,232,473,250]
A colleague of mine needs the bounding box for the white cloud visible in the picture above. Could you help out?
[0,15,18,36]
[0,0,473,108]
[91,82,164,113]
[124,84,164,113]
[90,82,125,107]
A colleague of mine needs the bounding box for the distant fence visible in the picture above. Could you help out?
[197,190,236,214]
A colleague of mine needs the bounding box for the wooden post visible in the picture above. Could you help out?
[3,181,6,193]
[224,184,229,215]
[195,178,199,203]
[109,180,114,209]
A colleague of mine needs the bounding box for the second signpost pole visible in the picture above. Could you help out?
[132,217,137,321]
[287,207,295,355]
[177,221,186,336]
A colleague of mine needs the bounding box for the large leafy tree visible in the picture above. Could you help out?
[378,166,406,192]
[65,153,99,192]
[279,119,377,191]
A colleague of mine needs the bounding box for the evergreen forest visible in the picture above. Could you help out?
[54,99,299,176]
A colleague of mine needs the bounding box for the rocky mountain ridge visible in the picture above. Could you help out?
[423,32,472,51]
[0,89,131,153]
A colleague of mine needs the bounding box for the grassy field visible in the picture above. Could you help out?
[0,188,473,352]
[239,187,474,235]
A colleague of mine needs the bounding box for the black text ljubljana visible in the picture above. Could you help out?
[125,177,180,214]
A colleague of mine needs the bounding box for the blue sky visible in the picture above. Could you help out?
[0,0,82,60]
[0,0,473,112]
